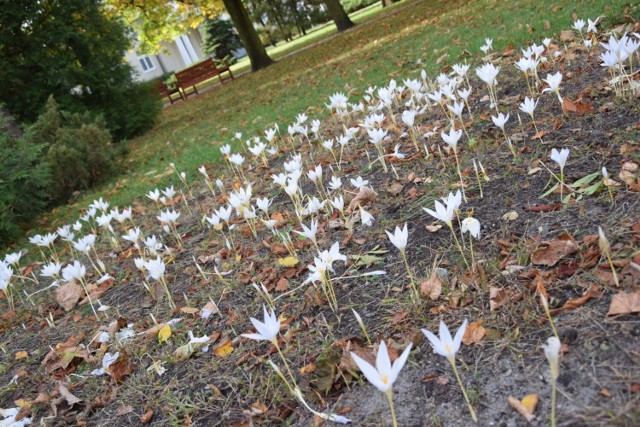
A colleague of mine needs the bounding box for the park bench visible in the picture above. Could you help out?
[157,81,184,104]
[175,58,234,98]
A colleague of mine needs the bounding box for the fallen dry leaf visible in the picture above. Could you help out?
[531,237,578,267]
[55,280,83,311]
[490,286,514,311]
[346,187,377,213]
[213,338,234,357]
[507,394,538,422]
[607,291,640,316]
[420,273,442,300]
[462,320,486,345]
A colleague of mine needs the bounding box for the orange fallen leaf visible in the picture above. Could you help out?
[607,291,640,316]
[420,273,442,300]
[213,338,234,357]
[15,351,28,360]
[462,320,486,345]
[531,237,578,267]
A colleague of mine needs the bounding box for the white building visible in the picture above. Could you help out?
[124,28,207,82]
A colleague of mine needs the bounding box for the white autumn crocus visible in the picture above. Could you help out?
[549,148,569,174]
[423,200,455,228]
[385,223,408,251]
[122,227,141,244]
[41,262,62,278]
[422,319,467,361]
[519,96,538,115]
[319,241,347,272]
[542,71,563,103]
[4,252,22,267]
[350,340,413,427]
[62,261,87,283]
[360,207,374,226]
[402,110,417,127]
[256,197,271,213]
[220,144,231,156]
[572,19,585,32]
[491,112,509,130]
[441,127,462,151]
[293,219,318,245]
[542,336,561,427]
[146,189,161,203]
[392,144,405,160]
[350,340,412,394]
[143,256,165,281]
[331,195,344,212]
[587,17,599,33]
[229,153,245,167]
[157,209,180,224]
[422,319,477,422]
[475,63,500,86]
[328,176,342,192]
[161,186,176,199]
[461,217,481,239]
[241,305,281,343]
[350,176,369,190]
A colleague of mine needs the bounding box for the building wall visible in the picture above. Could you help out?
[127,28,208,82]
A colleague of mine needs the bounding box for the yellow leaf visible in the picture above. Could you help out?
[15,351,28,360]
[158,324,171,343]
[521,394,538,414]
[235,254,242,263]
[277,256,299,268]
[15,398,28,407]
[213,338,234,357]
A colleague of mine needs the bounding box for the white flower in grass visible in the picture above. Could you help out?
[0,261,13,282]
[122,227,141,244]
[402,110,417,127]
[146,189,160,203]
[216,206,233,223]
[452,63,470,77]
[457,87,471,100]
[62,261,86,283]
[310,119,321,134]
[307,164,323,183]
[248,142,266,157]
[491,112,509,130]
[157,209,180,225]
[442,190,462,212]
[229,153,245,167]
[542,72,563,102]
[306,197,326,215]
[322,139,334,151]
[385,223,408,251]
[423,200,455,228]
[331,195,344,212]
[461,217,481,239]
[441,127,463,151]
[41,262,62,278]
[304,257,328,284]
[143,256,165,281]
[519,96,538,115]
[161,186,176,199]
[144,235,163,253]
[392,144,405,160]
[272,172,288,188]
[256,197,271,213]
[550,148,570,173]
[328,176,342,192]
[92,197,110,212]
[587,17,599,34]
[293,219,318,242]
[350,340,412,393]
[4,252,22,267]
[319,242,347,271]
[134,257,145,272]
[367,128,388,146]
[475,63,500,86]
[96,213,112,229]
[572,19,585,32]
[447,101,465,117]
[241,305,280,342]
[350,176,369,190]
[360,207,374,226]
[220,144,231,156]
[72,221,83,232]
[422,319,468,361]
[542,336,561,380]
[542,38,552,48]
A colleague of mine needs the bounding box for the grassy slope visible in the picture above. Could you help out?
[40,0,630,234]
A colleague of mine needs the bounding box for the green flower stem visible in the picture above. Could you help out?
[385,389,398,427]
[400,249,419,303]
[273,339,298,389]
[449,224,471,270]
[449,358,478,423]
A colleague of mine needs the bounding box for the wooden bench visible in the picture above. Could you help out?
[175,58,234,98]
[157,81,184,104]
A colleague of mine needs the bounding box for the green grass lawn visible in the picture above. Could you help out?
[40,0,633,233]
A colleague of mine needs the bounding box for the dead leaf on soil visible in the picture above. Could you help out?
[607,291,640,316]
[550,284,603,316]
[462,320,486,345]
[531,236,578,266]
[420,273,442,300]
[490,286,514,311]
[507,394,538,422]
[55,280,83,311]
[346,187,377,213]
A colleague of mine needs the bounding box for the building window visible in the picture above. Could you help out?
[138,55,155,72]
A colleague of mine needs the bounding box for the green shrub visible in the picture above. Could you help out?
[24,97,115,204]
[0,126,51,244]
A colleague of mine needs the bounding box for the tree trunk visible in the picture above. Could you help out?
[323,0,354,32]
[222,0,273,71]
